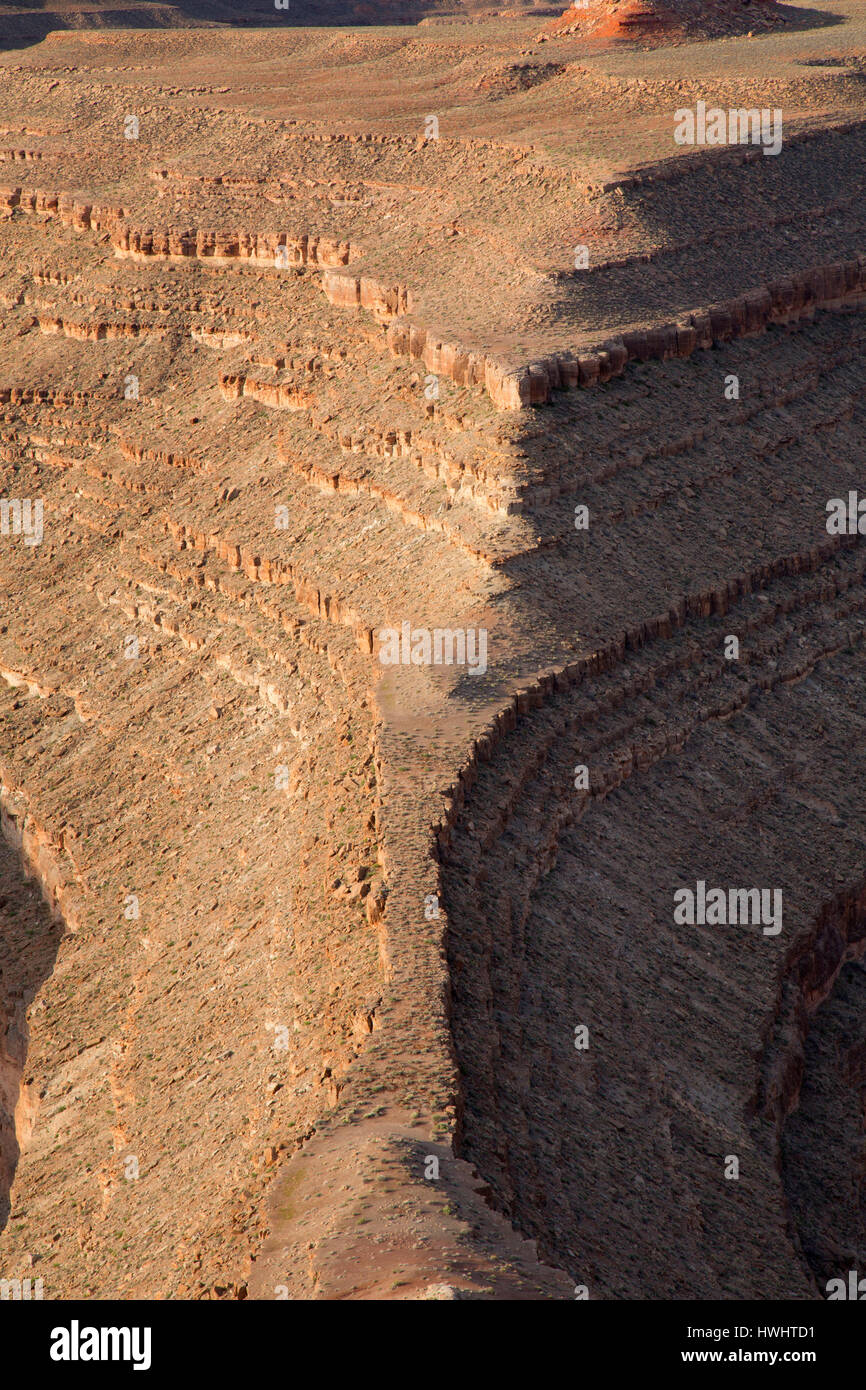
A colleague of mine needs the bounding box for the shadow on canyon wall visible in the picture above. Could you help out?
[439,290,866,1297]
[0,829,63,1230]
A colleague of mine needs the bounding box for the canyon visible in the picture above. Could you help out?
[0,0,865,1301]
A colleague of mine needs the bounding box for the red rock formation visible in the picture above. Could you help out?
[545,0,790,44]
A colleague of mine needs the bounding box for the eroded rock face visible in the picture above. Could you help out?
[759,885,866,1293]
[780,954,866,1289]
[442,614,866,1297]
[0,815,64,1231]
[544,0,791,45]
[2,9,866,1300]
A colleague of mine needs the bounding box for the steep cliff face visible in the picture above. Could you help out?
[0,824,64,1231]
[2,11,866,1300]
[442,636,866,1297]
[758,885,866,1292]
[437,302,866,1299]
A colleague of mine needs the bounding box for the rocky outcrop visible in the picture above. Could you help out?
[0,185,351,268]
[321,270,410,321]
[39,315,169,342]
[542,0,789,44]
[116,227,351,269]
[756,883,866,1291]
[380,258,866,410]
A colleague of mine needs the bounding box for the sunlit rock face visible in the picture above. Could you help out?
[2,1,866,1301]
